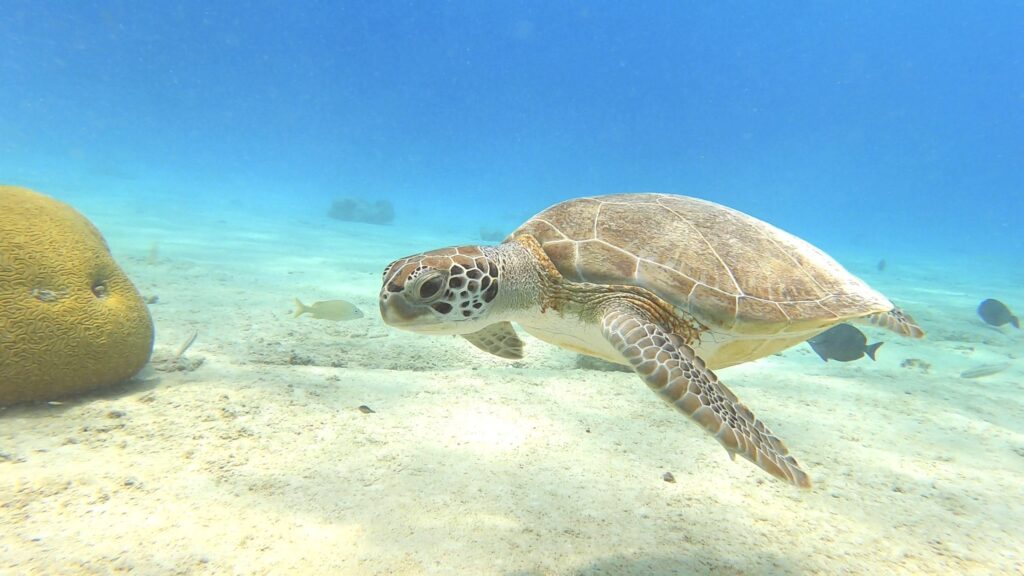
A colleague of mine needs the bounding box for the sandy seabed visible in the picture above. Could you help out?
[1,195,1022,575]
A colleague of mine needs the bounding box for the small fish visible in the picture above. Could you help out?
[293,298,364,321]
[977,299,1019,329]
[876,259,886,272]
[960,363,1010,379]
[807,323,883,362]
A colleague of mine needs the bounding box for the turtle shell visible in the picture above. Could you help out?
[512,193,892,336]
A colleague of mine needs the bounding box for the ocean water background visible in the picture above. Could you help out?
[1,2,1021,268]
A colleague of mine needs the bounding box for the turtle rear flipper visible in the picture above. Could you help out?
[862,307,925,338]
[601,303,811,488]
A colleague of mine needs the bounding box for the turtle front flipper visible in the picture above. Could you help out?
[601,305,811,488]
[462,322,525,359]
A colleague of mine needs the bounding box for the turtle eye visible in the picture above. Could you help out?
[415,272,446,302]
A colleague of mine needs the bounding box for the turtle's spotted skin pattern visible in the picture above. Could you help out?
[379,193,925,488]
[381,246,500,327]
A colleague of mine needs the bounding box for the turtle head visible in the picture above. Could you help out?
[379,245,501,334]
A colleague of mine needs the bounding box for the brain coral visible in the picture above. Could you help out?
[0,185,154,405]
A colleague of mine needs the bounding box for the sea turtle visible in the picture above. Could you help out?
[379,193,924,487]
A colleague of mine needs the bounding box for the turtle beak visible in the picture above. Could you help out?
[379,292,457,334]
[379,291,420,327]
[379,258,419,328]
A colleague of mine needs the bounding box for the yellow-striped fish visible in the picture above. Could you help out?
[293,298,363,321]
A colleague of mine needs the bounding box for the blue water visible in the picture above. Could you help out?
[2,2,1021,264]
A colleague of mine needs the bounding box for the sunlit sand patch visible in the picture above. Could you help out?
[419,512,521,531]
[436,402,540,453]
